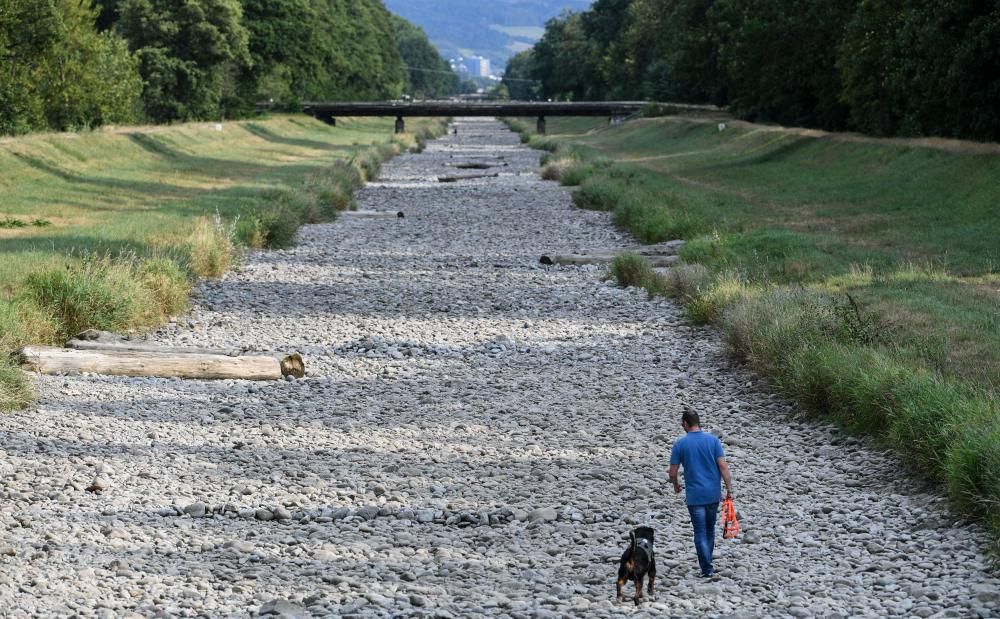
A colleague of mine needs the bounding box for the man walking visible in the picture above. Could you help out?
[669,411,734,577]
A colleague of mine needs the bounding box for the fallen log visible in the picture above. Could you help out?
[437,173,500,183]
[339,210,404,219]
[539,254,679,267]
[66,338,243,357]
[19,346,301,381]
[451,162,494,170]
[548,241,686,258]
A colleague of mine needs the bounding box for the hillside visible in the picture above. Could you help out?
[383,0,592,68]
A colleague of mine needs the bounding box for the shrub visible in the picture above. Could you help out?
[540,158,572,181]
[688,272,755,325]
[0,359,32,412]
[608,254,668,298]
[0,297,58,352]
[140,258,190,318]
[613,197,706,243]
[572,177,629,211]
[665,263,714,299]
[235,208,300,250]
[559,163,596,187]
[24,257,159,339]
[187,215,234,277]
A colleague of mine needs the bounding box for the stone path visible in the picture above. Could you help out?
[1,119,996,618]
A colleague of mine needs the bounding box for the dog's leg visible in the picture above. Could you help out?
[648,560,656,595]
[634,575,644,605]
[616,577,626,603]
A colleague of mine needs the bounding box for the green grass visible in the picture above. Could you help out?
[512,115,1000,544]
[0,114,447,408]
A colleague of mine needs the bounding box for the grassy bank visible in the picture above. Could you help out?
[0,115,447,410]
[512,116,1000,543]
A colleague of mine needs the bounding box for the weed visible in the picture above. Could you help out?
[572,177,629,211]
[24,255,160,339]
[187,215,234,277]
[140,258,190,318]
[0,218,27,229]
[608,254,668,298]
[0,359,32,411]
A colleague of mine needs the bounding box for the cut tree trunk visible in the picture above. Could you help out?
[19,346,294,381]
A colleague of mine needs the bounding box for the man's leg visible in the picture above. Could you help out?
[687,504,711,576]
[704,502,719,575]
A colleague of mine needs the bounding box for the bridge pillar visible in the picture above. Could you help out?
[395,116,405,134]
[537,116,546,135]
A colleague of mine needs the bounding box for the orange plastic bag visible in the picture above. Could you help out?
[722,497,740,539]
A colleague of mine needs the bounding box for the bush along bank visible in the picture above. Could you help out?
[519,119,1000,547]
[0,119,448,411]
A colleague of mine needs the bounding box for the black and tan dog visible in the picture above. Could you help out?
[616,526,656,604]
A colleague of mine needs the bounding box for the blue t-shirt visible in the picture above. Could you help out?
[669,430,724,506]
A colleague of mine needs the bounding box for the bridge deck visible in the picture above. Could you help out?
[301,101,721,134]
[302,101,653,119]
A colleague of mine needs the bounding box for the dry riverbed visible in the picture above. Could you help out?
[0,119,996,618]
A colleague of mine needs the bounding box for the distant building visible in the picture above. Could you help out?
[464,56,491,78]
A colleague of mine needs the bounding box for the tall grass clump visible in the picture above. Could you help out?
[502,118,532,143]
[187,215,234,277]
[713,287,1000,540]
[573,176,631,211]
[139,258,190,318]
[302,161,362,217]
[0,360,32,412]
[24,256,162,339]
[608,254,668,297]
[566,165,705,242]
[613,195,706,243]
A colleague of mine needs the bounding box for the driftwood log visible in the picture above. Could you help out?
[339,210,404,219]
[66,338,243,357]
[451,162,494,170]
[437,173,500,183]
[19,346,303,381]
[539,254,679,267]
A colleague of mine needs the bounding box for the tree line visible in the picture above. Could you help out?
[504,0,1000,142]
[0,0,458,135]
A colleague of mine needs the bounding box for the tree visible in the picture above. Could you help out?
[839,0,1000,140]
[503,50,541,100]
[38,1,141,130]
[710,0,855,129]
[119,0,251,122]
[237,0,320,110]
[531,11,591,100]
[635,0,727,104]
[305,0,405,101]
[580,0,633,99]
[392,14,457,99]
[0,0,60,133]
[1,0,140,134]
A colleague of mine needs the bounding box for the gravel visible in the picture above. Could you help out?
[0,118,996,618]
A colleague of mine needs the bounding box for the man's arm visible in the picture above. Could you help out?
[717,457,733,499]
[668,464,682,494]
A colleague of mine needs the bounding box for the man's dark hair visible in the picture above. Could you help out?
[682,411,700,427]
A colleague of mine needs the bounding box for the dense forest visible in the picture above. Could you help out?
[505,0,1000,142]
[0,0,457,135]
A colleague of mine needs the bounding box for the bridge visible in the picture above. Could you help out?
[301,101,716,134]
